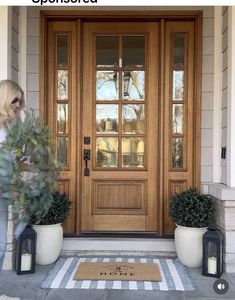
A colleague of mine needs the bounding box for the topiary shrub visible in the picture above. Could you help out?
[30,191,72,225]
[169,187,214,228]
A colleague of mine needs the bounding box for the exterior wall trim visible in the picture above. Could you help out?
[213,7,222,183]
[227,7,235,187]
[41,9,202,18]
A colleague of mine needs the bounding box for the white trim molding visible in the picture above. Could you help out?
[0,6,12,80]
[213,6,222,183]
[19,6,27,98]
[227,6,235,187]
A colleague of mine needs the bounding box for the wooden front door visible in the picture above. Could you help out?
[44,15,201,235]
[81,23,159,232]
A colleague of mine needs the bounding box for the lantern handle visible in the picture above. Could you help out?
[207,224,218,231]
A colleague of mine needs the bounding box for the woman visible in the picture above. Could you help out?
[0,79,24,270]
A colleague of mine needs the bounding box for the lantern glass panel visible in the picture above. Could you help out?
[207,241,217,275]
[21,239,32,271]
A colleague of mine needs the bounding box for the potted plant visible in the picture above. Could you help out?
[0,111,71,265]
[29,191,72,265]
[169,187,214,268]
[0,110,58,223]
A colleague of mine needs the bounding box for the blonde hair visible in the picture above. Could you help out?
[0,79,24,124]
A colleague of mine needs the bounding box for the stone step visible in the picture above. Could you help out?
[61,238,176,257]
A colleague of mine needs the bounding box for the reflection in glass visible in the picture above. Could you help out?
[122,104,145,134]
[57,137,68,169]
[96,71,118,100]
[122,71,144,100]
[172,138,183,168]
[57,35,68,66]
[173,35,185,68]
[96,104,118,133]
[173,71,184,101]
[57,104,68,134]
[96,36,118,67]
[172,104,183,134]
[122,137,144,167]
[123,36,145,67]
[96,137,118,167]
[57,70,68,100]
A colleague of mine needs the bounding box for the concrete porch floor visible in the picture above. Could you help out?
[0,262,235,300]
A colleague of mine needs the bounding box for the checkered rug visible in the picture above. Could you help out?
[41,257,195,291]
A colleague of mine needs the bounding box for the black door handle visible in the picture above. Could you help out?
[83,149,90,176]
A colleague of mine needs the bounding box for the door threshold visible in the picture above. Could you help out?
[65,232,173,239]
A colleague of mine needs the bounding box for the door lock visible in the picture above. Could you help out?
[83,149,90,176]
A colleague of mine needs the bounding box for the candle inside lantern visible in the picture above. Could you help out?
[21,253,32,271]
[208,256,217,274]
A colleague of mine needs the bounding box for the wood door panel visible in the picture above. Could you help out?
[82,22,159,232]
[94,215,146,231]
[92,179,147,213]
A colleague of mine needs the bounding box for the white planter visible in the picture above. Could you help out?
[33,223,63,265]
[175,224,207,268]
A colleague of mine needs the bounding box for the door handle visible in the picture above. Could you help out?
[83,149,90,176]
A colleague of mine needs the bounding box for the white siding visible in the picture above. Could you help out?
[27,7,40,110]
[201,8,214,184]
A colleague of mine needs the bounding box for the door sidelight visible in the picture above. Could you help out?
[83,149,90,176]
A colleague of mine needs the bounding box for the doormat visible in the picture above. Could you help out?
[74,262,161,281]
[41,257,196,291]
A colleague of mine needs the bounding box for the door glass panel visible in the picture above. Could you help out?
[122,104,145,134]
[96,137,118,167]
[172,104,183,134]
[172,137,183,168]
[122,71,144,100]
[57,35,68,66]
[123,36,145,67]
[57,104,68,134]
[96,36,118,67]
[173,70,184,101]
[96,71,118,100]
[173,35,185,68]
[96,104,118,133]
[95,34,146,169]
[57,70,68,100]
[57,137,68,169]
[122,137,144,167]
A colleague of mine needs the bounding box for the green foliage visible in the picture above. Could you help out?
[169,188,214,228]
[30,191,72,225]
[0,110,58,224]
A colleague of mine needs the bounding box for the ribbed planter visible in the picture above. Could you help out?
[175,224,207,268]
[33,223,63,265]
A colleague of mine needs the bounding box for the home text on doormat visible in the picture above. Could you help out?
[74,262,161,281]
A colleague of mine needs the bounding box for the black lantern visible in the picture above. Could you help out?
[15,225,36,275]
[202,224,223,278]
[123,71,132,97]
